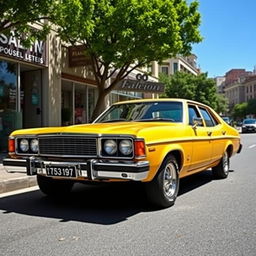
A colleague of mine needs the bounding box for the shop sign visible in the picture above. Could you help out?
[0,32,47,66]
[116,74,165,93]
[68,45,92,67]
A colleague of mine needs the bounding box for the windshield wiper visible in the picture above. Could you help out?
[135,118,175,122]
[100,118,127,123]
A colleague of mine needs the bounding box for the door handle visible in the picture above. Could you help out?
[207,131,212,136]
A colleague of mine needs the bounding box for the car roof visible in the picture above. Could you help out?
[113,98,210,108]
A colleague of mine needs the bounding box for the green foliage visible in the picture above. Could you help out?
[231,102,248,120]
[1,0,54,39]
[231,99,256,120]
[1,0,202,118]
[160,71,227,112]
[247,99,256,115]
[53,0,202,118]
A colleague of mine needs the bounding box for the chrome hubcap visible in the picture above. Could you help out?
[163,162,177,199]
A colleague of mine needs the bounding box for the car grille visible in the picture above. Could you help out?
[38,135,97,157]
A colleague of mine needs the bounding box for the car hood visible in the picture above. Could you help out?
[243,123,256,127]
[11,121,184,138]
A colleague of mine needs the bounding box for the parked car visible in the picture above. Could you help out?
[221,116,232,125]
[3,99,242,208]
[242,119,256,133]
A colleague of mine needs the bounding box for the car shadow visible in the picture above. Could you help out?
[0,170,233,225]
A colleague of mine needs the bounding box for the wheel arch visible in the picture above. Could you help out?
[225,142,234,158]
[158,148,184,174]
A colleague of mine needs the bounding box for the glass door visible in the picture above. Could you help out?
[0,60,20,152]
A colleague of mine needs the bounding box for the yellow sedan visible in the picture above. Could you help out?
[3,99,242,208]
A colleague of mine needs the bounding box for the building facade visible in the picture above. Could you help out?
[223,69,253,111]
[244,75,256,101]
[157,54,200,76]
[0,28,163,152]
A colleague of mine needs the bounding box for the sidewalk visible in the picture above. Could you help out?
[0,153,37,194]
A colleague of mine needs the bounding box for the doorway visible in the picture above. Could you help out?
[21,69,42,128]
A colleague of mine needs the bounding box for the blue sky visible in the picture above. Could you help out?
[192,0,256,78]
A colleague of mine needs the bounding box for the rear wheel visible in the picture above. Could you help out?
[37,175,74,197]
[145,155,180,208]
[212,151,230,179]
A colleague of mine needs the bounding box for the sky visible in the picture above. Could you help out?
[192,0,256,78]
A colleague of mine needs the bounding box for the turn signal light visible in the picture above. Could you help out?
[8,139,15,153]
[135,140,146,158]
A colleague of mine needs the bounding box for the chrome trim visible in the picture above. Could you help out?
[3,158,27,173]
[15,136,38,156]
[96,171,148,181]
[99,137,134,159]
[3,157,150,181]
[146,136,240,146]
[94,161,149,168]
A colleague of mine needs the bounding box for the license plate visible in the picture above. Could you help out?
[45,165,77,178]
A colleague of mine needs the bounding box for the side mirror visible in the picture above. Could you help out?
[192,117,203,128]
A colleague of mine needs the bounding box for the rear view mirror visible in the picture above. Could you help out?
[193,117,203,128]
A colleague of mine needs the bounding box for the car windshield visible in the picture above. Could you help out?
[222,117,230,122]
[243,119,256,124]
[95,101,183,123]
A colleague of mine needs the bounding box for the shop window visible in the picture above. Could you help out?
[61,80,73,125]
[61,80,97,125]
[0,60,20,151]
[88,87,97,122]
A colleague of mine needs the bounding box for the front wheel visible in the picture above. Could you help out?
[145,155,180,208]
[37,175,74,197]
[212,151,230,179]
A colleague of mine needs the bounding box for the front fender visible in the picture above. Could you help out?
[143,143,188,182]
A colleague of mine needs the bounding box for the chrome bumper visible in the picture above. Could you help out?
[3,157,150,181]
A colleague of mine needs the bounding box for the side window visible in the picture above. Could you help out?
[199,107,218,127]
[188,105,201,125]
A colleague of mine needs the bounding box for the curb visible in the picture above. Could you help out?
[0,176,37,194]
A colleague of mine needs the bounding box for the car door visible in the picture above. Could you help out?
[199,107,226,162]
[198,106,225,165]
[188,104,212,172]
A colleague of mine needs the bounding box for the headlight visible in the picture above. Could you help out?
[119,139,133,155]
[30,139,39,153]
[104,139,117,155]
[19,139,29,152]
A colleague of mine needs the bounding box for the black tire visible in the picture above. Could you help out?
[212,151,230,179]
[37,175,74,197]
[145,155,180,208]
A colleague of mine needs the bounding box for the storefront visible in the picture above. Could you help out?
[0,33,163,152]
[0,32,47,151]
[61,78,97,125]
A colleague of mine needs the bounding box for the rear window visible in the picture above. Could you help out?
[243,119,256,124]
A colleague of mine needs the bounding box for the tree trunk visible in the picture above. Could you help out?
[90,89,108,121]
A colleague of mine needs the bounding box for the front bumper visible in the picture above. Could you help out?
[242,126,256,132]
[3,157,150,181]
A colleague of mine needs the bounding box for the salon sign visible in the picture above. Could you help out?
[0,32,47,66]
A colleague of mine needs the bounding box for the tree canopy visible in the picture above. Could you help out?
[0,0,57,45]
[231,102,248,120]
[1,0,202,119]
[160,71,227,113]
[54,0,202,119]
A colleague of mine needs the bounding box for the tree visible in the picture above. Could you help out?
[247,99,256,116]
[160,71,226,112]
[54,0,202,119]
[231,102,248,120]
[0,0,59,45]
[215,94,228,114]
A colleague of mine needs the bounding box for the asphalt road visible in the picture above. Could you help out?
[0,134,255,256]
